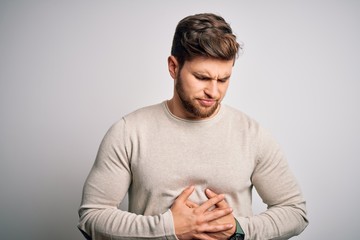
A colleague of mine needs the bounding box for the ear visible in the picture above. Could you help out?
[168,55,179,80]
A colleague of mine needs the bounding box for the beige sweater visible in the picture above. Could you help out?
[78,102,308,240]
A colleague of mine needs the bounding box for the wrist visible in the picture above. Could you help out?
[228,218,244,240]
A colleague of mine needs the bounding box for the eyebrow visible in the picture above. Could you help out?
[193,72,231,81]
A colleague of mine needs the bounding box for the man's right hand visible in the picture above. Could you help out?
[170,186,234,240]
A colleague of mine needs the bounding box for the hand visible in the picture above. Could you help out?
[170,186,234,240]
[205,189,236,239]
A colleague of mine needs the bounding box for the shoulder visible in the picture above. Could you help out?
[222,104,261,132]
[98,103,165,148]
[109,102,166,135]
[223,105,282,161]
[123,103,164,122]
[222,105,277,149]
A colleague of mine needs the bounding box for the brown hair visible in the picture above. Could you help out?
[171,13,241,68]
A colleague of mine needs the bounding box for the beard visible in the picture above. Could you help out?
[175,75,220,119]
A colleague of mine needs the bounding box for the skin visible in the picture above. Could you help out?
[167,56,233,120]
[204,189,237,239]
[171,187,236,240]
[167,56,237,239]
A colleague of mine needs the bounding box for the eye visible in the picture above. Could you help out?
[218,78,229,83]
[195,75,209,81]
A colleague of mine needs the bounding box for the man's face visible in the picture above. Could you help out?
[173,57,233,119]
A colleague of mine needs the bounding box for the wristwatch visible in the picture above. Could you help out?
[229,219,245,240]
[229,232,244,240]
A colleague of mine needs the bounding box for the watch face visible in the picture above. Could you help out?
[229,233,244,240]
[235,233,245,240]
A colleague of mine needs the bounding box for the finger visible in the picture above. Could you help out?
[197,222,234,233]
[186,200,199,208]
[175,186,195,203]
[203,207,233,222]
[205,189,229,208]
[205,188,217,198]
[193,233,218,240]
[196,193,225,213]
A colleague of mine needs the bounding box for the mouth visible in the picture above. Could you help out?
[197,98,217,107]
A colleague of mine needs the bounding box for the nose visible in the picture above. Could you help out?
[204,80,219,99]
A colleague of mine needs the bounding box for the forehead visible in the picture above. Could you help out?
[183,57,234,76]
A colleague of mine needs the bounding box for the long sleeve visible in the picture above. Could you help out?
[237,127,308,240]
[78,103,308,239]
[77,119,177,240]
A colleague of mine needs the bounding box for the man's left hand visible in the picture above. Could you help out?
[204,189,236,239]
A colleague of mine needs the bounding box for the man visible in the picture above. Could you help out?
[78,13,308,240]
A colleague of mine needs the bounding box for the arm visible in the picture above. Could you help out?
[238,127,308,240]
[78,119,176,239]
[78,120,234,240]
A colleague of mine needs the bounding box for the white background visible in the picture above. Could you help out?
[1,1,359,239]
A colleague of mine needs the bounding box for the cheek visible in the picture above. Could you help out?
[219,83,230,95]
[183,79,204,94]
